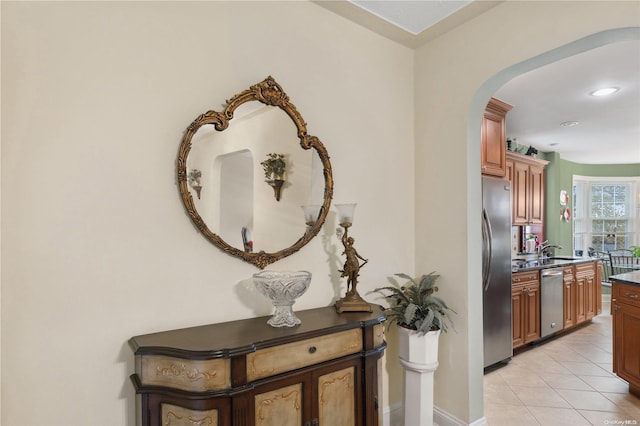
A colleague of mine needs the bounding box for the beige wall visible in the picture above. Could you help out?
[1,2,414,424]
[2,1,639,425]
[415,1,639,423]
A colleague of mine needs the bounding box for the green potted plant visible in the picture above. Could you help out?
[630,246,640,257]
[373,272,455,426]
[374,272,455,334]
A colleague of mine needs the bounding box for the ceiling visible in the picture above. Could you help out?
[317,0,640,165]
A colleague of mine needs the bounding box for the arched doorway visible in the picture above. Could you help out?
[471,27,640,423]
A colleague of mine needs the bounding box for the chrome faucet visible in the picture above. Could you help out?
[538,240,563,258]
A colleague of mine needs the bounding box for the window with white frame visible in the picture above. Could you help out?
[573,175,640,253]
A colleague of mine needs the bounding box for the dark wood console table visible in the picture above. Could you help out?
[129,305,387,426]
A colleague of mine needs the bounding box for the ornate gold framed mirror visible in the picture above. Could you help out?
[177,76,333,268]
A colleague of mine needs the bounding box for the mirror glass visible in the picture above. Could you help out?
[177,77,333,268]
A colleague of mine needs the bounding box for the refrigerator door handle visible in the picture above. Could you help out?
[482,208,493,292]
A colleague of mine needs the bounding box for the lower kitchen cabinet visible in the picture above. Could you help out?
[563,265,576,329]
[512,271,540,349]
[562,261,602,333]
[562,261,602,331]
[129,306,386,426]
[611,279,640,397]
[596,261,603,315]
[577,262,600,322]
[513,260,602,350]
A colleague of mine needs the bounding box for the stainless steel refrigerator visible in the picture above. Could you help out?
[482,176,513,368]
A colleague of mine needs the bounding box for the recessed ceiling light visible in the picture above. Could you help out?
[549,143,559,147]
[590,87,619,97]
[560,121,579,127]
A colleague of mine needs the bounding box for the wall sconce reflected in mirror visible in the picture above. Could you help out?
[302,204,322,229]
[188,169,203,199]
[261,153,286,201]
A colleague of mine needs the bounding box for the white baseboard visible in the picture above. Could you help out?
[383,402,402,426]
[382,403,488,426]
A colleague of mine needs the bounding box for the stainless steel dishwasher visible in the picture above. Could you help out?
[540,267,564,338]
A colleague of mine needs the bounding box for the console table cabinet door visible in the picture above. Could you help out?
[314,360,361,426]
[249,358,360,426]
[253,378,307,426]
[142,394,231,426]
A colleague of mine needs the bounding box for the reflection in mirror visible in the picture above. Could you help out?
[177,76,333,268]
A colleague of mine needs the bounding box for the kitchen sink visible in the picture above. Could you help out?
[512,258,574,270]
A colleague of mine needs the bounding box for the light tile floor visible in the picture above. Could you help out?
[484,301,640,425]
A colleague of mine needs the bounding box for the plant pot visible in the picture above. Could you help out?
[398,327,440,366]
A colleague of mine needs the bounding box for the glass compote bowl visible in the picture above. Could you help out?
[253,270,312,327]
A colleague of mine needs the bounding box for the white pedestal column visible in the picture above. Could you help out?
[397,328,440,426]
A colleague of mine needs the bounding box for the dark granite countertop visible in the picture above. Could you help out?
[512,257,601,273]
[610,270,640,286]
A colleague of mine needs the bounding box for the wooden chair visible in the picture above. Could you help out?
[608,249,640,276]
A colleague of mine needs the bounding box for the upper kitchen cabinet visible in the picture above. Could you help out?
[481,98,513,177]
[507,151,549,226]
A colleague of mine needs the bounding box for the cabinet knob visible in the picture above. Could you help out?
[308,346,317,354]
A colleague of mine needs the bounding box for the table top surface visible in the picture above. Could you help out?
[610,270,640,286]
[129,304,386,358]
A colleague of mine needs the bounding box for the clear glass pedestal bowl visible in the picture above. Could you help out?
[253,270,312,327]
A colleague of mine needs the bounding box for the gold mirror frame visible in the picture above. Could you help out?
[177,76,333,269]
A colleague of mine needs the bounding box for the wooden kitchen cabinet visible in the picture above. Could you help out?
[576,262,598,321]
[563,265,576,329]
[129,306,386,426]
[506,151,548,226]
[612,279,640,396]
[563,261,602,333]
[596,261,603,315]
[481,98,512,177]
[512,271,540,349]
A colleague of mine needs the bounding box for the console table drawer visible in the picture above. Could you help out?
[139,355,230,392]
[246,328,362,381]
[161,404,220,426]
